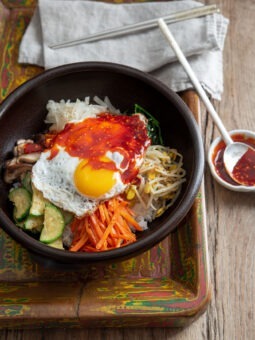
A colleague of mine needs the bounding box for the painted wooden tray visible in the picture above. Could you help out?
[0,0,211,329]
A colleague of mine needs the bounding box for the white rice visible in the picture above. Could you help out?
[45,96,120,131]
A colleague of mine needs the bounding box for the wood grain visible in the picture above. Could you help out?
[1,0,255,339]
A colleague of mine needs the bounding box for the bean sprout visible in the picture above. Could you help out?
[125,145,186,224]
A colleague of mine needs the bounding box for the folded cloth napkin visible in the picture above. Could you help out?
[18,0,229,100]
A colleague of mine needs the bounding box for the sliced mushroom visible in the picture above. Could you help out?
[19,153,41,164]
[4,138,43,184]
[62,224,74,249]
[14,139,34,156]
[4,158,33,183]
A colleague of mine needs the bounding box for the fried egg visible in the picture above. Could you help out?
[32,113,150,217]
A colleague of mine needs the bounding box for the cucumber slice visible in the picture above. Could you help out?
[40,203,65,244]
[30,184,46,216]
[48,237,64,250]
[9,187,32,222]
[24,215,44,233]
[22,171,32,193]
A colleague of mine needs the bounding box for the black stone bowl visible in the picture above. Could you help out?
[0,62,204,268]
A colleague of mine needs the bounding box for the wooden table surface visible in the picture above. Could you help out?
[1,0,255,339]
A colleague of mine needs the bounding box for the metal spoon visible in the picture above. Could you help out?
[157,18,255,188]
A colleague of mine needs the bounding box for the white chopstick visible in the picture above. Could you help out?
[49,4,219,49]
[157,18,232,145]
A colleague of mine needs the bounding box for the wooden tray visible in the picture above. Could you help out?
[0,0,211,328]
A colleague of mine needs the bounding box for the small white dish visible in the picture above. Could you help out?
[208,129,255,192]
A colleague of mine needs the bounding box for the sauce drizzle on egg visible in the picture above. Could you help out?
[48,113,150,184]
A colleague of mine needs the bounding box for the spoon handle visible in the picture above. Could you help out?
[157,18,233,145]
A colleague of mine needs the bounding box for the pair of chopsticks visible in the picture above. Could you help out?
[50,4,219,49]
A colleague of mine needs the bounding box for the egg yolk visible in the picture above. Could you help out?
[74,159,116,198]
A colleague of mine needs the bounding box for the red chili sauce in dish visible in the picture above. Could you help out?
[212,134,255,186]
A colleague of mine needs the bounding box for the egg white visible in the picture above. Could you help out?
[32,148,127,217]
[33,110,149,217]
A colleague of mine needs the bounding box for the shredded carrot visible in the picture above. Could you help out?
[89,215,104,239]
[98,204,106,223]
[69,196,141,252]
[119,208,143,231]
[70,232,88,252]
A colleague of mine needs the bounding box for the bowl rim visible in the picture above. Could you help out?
[0,61,204,263]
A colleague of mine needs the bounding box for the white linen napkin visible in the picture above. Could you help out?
[18,0,229,100]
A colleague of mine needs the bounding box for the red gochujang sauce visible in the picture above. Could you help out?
[212,134,255,186]
[232,147,255,186]
[46,113,150,184]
